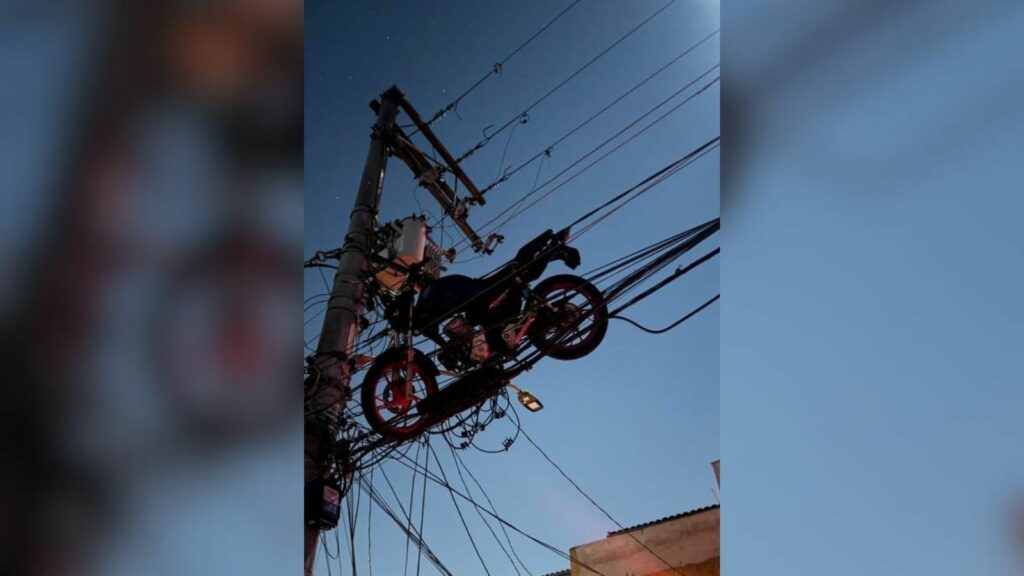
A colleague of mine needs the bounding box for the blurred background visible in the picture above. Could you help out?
[1,1,302,575]
[2,0,1023,575]
[722,0,1024,574]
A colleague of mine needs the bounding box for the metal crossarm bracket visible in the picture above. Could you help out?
[375,89,491,253]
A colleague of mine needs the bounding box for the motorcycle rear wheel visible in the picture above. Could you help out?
[528,274,608,360]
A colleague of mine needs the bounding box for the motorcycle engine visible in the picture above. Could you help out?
[442,315,489,365]
[443,315,474,340]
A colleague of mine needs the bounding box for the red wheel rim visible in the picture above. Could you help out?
[370,361,430,434]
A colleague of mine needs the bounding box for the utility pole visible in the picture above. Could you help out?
[304,87,400,576]
[304,85,493,575]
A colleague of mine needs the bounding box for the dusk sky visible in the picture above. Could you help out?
[306,1,720,573]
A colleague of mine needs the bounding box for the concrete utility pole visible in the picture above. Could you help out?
[304,87,400,576]
[303,85,492,575]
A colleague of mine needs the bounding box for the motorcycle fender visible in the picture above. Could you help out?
[412,348,440,377]
[372,347,440,378]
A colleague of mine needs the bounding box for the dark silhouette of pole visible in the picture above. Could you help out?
[304,86,401,576]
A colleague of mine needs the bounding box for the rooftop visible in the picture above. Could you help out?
[607,504,720,536]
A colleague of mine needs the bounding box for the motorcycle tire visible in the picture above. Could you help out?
[528,274,608,360]
[361,348,439,441]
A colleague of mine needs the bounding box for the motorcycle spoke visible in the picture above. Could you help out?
[371,358,432,433]
[537,284,600,351]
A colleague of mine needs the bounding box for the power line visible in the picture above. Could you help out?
[501,76,720,235]
[519,427,687,576]
[451,447,535,574]
[609,248,719,316]
[415,440,430,576]
[351,478,364,575]
[402,441,423,576]
[367,463,460,576]
[320,535,335,576]
[583,224,706,283]
[390,451,615,576]
[332,155,718,408]
[426,442,493,576]
[598,219,719,306]
[341,158,717,367]
[467,69,720,247]
[480,28,720,196]
[340,225,719,569]
[613,293,720,334]
[367,467,375,576]
[425,0,586,126]
[453,0,681,164]
[446,443,527,576]
[332,131,719,370]
[570,137,719,230]
[357,472,454,576]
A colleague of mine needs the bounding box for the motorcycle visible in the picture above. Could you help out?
[360,227,608,440]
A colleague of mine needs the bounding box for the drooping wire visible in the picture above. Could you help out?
[495,113,530,182]
[320,535,335,576]
[397,438,417,569]
[390,449,615,576]
[453,0,681,164]
[426,442,493,576]
[343,489,359,575]
[519,427,686,576]
[367,466,375,576]
[450,444,535,575]
[321,224,719,576]
[613,293,720,334]
[445,443,524,576]
[357,471,454,576]
[414,438,430,576]
[424,0,586,128]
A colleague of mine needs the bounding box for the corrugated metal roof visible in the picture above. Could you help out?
[607,504,719,536]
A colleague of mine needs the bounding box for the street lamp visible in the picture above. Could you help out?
[506,382,543,412]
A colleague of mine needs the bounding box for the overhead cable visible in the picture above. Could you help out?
[479,28,720,196]
[425,0,586,126]
[453,0,681,164]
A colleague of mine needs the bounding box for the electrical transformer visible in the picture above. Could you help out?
[375,216,449,292]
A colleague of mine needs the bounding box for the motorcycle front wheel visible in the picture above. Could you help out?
[361,348,439,441]
[528,274,608,360]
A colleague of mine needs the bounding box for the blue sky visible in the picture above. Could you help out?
[723,1,1024,574]
[306,1,720,574]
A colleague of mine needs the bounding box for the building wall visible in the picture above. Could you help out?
[569,507,719,576]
